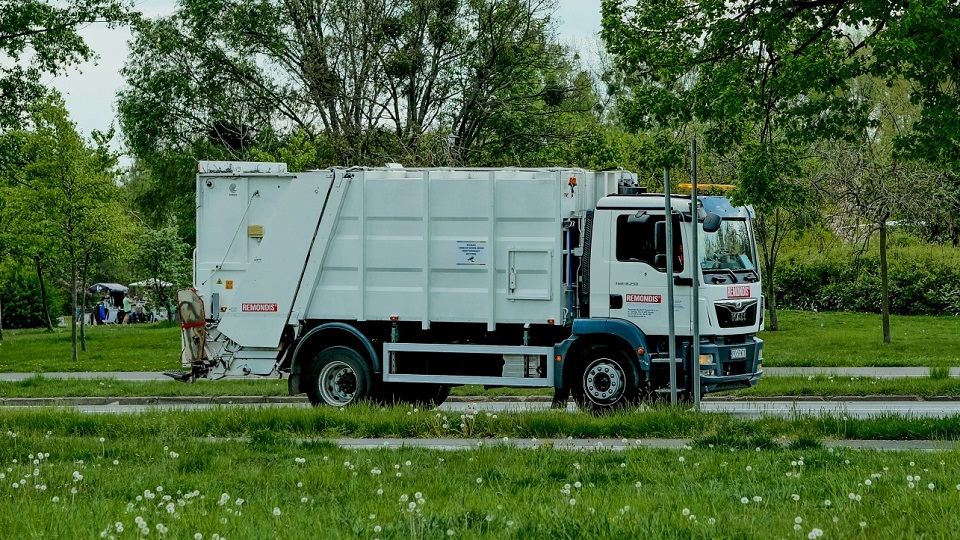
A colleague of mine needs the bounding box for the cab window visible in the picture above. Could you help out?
[615,214,683,271]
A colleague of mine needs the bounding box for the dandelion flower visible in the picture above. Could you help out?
[679,457,685,463]
[574,481,581,489]
[273,507,281,517]
[635,481,642,488]
[569,498,576,506]
[860,521,867,527]
[864,479,872,486]
[740,497,749,504]
[52,496,60,503]
[795,517,802,524]
[301,496,308,503]
[682,508,690,516]
[446,530,454,537]
[194,534,202,540]
[753,496,762,503]
[745,466,752,472]
[824,500,831,507]
[928,483,935,490]
[476,478,483,484]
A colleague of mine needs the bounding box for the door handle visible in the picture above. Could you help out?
[609,295,622,309]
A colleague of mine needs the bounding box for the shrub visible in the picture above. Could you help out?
[775,244,960,315]
[0,261,66,329]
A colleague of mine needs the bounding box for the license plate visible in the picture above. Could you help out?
[730,348,747,359]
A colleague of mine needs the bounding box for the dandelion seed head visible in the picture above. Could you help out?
[741,497,749,504]
[273,507,281,517]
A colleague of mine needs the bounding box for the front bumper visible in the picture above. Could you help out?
[700,370,763,393]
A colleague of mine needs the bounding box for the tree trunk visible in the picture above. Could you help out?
[757,211,783,331]
[71,256,78,362]
[79,252,90,352]
[879,220,891,344]
[34,254,53,332]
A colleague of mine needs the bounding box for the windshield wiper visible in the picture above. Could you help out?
[703,269,738,283]
[739,269,760,282]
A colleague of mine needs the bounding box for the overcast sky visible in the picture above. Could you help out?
[49,0,603,155]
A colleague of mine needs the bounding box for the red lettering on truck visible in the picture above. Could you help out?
[241,303,279,312]
[727,286,751,299]
[625,294,662,303]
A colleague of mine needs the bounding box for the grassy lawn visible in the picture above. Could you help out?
[2,404,960,537]
[3,426,959,539]
[761,311,960,367]
[0,324,181,372]
[1,310,958,375]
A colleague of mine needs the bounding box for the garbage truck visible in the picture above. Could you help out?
[172,161,763,410]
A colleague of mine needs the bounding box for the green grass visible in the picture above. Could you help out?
[2,310,959,374]
[3,405,960,441]
[3,429,959,539]
[721,375,960,398]
[761,311,960,367]
[0,324,181,372]
[5,376,960,399]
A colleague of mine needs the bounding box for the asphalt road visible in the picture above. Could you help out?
[4,398,958,419]
[1,366,957,382]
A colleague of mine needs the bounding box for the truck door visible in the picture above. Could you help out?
[607,212,690,336]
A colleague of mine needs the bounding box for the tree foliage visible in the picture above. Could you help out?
[0,0,134,128]
[132,226,191,322]
[3,96,137,357]
[118,0,593,167]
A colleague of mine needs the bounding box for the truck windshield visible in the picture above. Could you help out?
[699,219,756,275]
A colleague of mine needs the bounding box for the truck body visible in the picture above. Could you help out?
[177,161,763,409]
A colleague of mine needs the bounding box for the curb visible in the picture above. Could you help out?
[2,395,960,407]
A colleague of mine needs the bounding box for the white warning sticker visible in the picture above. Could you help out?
[455,241,487,266]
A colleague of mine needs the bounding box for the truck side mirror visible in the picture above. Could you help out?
[653,254,667,270]
[653,221,665,253]
[702,212,722,233]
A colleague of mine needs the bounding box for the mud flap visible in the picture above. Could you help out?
[177,288,207,364]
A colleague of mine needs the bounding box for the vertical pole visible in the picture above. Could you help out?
[664,168,677,405]
[691,140,701,409]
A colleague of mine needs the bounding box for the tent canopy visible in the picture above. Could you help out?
[89,283,128,293]
[129,278,173,288]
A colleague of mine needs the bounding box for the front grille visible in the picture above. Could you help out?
[715,299,758,328]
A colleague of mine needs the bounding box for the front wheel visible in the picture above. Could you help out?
[306,346,371,407]
[571,345,639,412]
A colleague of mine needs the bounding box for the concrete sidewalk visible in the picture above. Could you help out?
[0,366,956,382]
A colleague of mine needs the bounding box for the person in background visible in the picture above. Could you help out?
[120,292,132,324]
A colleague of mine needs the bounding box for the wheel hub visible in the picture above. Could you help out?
[583,360,624,403]
[318,361,358,405]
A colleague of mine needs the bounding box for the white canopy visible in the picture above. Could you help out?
[129,278,173,288]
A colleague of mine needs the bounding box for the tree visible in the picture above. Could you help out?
[133,226,191,323]
[599,0,960,329]
[808,75,952,343]
[0,0,134,128]
[5,96,136,359]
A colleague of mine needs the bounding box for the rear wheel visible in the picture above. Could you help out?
[306,346,371,407]
[571,345,639,412]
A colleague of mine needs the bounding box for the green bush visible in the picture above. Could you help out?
[775,244,960,315]
[0,261,66,329]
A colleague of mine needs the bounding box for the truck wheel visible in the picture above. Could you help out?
[572,346,639,412]
[306,346,371,407]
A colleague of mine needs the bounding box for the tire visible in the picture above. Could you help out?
[571,345,640,412]
[305,346,371,407]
